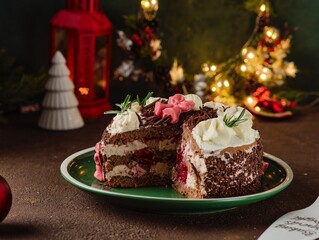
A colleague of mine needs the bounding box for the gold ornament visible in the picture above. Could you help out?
[264,26,280,43]
[140,0,159,21]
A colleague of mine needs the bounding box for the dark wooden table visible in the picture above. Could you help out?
[0,106,318,240]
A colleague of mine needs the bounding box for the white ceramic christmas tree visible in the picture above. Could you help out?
[38,51,84,130]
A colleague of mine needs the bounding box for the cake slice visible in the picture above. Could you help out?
[94,93,202,188]
[172,103,263,198]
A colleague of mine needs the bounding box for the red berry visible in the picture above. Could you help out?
[149,33,156,40]
[289,101,297,108]
[144,27,152,34]
[132,34,143,46]
[272,101,283,113]
[262,100,270,108]
[0,176,12,222]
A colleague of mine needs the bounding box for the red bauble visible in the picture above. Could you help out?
[0,175,12,222]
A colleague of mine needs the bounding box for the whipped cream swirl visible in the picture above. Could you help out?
[108,109,140,135]
[192,106,259,152]
[184,94,203,110]
[204,101,226,116]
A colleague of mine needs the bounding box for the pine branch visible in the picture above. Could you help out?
[105,92,154,115]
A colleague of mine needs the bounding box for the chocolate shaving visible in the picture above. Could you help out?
[136,113,143,127]
[144,98,161,109]
[154,116,170,126]
[184,107,217,129]
[144,115,158,125]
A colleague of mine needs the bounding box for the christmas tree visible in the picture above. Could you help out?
[38,51,84,130]
[199,1,298,116]
[114,0,191,97]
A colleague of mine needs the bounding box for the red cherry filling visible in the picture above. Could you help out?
[175,145,188,183]
[176,143,185,164]
[134,148,154,167]
[176,160,188,184]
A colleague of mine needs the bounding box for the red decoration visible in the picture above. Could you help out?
[154,94,194,123]
[244,86,296,119]
[0,176,12,222]
[253,87,296,113]
[51,0,112,118]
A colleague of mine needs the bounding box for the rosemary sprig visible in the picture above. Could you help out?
[136,92,154,106]
[223,108,247,128]
[104,94,132,114]
[104,92,154,114]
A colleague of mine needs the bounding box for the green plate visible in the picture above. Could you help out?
[60,147,293,215]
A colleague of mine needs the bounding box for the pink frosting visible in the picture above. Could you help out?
[154,94,195,123]
[154,102,173,116]
[162,106,182,123]
[262,161,269,175]
[93,142,105,181]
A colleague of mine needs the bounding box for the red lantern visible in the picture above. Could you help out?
[50,0,112,118]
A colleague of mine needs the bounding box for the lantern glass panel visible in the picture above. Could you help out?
[94,35,108,100]
[54,28,76,82]
[54,28,68,58]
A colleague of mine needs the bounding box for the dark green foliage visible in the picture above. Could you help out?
[157,0,254,73]
[0,49,46,121]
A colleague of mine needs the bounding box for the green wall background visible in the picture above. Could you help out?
[0,0,318,101]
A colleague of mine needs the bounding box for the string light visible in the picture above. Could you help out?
[260,4,266,12]
[79,87,89,95]
[141,0,150,9]
[241,48,248,56]
[202,62,218,78]
[223,80,230,87]
[242,48,256,63]
[247,52,254,59]
[210,65,217,72]
[260,73,267,81]
[255,106,261,112]
[262,67,269,73]
[201,63,210,72]
[240,64,247,72]
[247,97,254,104]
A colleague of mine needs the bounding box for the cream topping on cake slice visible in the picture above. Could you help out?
[107,109,140,135]
[192,106,260,155]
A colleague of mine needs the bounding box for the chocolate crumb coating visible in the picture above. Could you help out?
[172,124,263,198]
